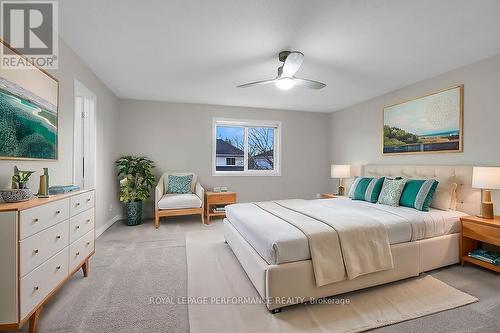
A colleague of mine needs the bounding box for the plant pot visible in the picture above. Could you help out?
[1,188,33,202]
[125,201,142,226]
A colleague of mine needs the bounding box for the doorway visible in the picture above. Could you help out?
[73,79,96,189]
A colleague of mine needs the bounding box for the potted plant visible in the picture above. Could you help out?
[0,166,35,202]
[116,156,155,226]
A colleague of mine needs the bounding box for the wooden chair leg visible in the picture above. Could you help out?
[201,212,205,225]
[29,306,42,333]
[155,212,160,229]
[82,259,89,277]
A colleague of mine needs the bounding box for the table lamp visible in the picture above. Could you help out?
[331,164,351,196]
[472,167,500,219]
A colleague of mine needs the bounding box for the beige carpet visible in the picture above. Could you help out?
[187,230,478,333]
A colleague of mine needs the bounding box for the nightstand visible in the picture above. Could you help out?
[320,193,347,199]
[204,191,237,225]
[459,215,500,273]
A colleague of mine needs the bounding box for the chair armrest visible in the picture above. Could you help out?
[195,182,204,205]
[155,176,165,212]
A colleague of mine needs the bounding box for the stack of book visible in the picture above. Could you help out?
[468,249,500,265]
[212,206,226,213]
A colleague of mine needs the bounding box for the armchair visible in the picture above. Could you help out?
[154,172,205,228]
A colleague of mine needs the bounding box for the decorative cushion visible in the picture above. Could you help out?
[348,177,385,203]
[378,178,407,206]
[163,172,197,194]
[400,179,439,211]
[167,175,193,194]
[157,193,202,210]
[431,182,458,211]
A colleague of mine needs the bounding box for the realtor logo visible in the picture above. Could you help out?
[1,0,58,69]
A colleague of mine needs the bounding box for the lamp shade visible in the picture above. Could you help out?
[472,167,500,189]
[331,164,351,179]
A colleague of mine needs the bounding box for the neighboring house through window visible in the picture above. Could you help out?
[213,118,281,176]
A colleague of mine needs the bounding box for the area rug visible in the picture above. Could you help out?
[186,230,478,333]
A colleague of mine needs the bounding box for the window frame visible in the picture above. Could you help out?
[212,118,281,177]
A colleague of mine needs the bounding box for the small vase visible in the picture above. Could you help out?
[125,201,142,226]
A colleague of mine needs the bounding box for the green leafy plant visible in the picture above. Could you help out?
[12,166,35,189]
[116,156,155,203]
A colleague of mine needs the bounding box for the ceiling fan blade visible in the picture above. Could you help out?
[237,79,276,88]
[293,78,326,89]
[281,51,304,77]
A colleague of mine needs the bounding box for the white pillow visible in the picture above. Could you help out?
[431,182,458,211]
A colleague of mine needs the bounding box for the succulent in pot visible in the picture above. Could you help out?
[1,166,35,203]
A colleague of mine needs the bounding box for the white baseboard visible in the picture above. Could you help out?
[96,214,123,238]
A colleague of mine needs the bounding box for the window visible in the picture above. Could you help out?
[213,118,281,176]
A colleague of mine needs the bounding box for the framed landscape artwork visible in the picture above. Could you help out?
[0,40,59,160]
[382,85,463,155]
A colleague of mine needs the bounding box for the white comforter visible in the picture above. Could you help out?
[225,198,466,266]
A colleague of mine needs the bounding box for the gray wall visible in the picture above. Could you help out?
[330,54,500,205]
[0,39,121,231]
[116,100,331,211]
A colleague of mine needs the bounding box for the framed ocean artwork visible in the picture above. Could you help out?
[382,85,463,155]
[0,40,59,160]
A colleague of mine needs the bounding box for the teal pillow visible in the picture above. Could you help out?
[400,179,439,211]
[167,175,193,194]
[348,177,385,203]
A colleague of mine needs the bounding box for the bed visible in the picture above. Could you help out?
[223,165,481,311]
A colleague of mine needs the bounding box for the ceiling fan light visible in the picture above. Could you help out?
[275,77,294,90]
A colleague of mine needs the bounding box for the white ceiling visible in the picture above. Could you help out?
[59,0,500,112]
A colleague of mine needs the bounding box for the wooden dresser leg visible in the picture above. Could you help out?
[29,306,42,333]
[82,259,89,277]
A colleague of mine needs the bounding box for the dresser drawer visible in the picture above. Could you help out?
[20,199,70,240]
[70,208,95,243]
[462,221,500,246]
[20,220,69,277]
[70,191,95,217]
[69,230,94,273]
[20,247,68,319]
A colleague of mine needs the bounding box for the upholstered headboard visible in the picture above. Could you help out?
[359,165,480,215]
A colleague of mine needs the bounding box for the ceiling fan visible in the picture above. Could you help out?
[237,51,326,90]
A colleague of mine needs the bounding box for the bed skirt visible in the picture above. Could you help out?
[223,219,460,311]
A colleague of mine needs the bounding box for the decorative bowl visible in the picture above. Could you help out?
[0,188,33,203]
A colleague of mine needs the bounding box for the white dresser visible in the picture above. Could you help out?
[0,189,95,333]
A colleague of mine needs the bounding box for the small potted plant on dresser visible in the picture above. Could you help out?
[116,156,155,226]
[0,166,35,202]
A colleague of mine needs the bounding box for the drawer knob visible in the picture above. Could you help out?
[86,241,91,246]
[75,202,81,206]
[76,252,80,256]
[76,225,80,229]
[33,249,39,254]
[87,198,91,202]
[55,210,61,214]
[56,235,61,239]
[86,219,91,223]
[34,286,39,291]
[56,265,61,270]
[33,218,39,223]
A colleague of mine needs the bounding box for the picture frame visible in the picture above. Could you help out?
[382,85,463,155]
[0,39,59,160]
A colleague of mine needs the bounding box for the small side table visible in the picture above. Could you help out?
[459,215,500,273]
[204,191,237,224]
